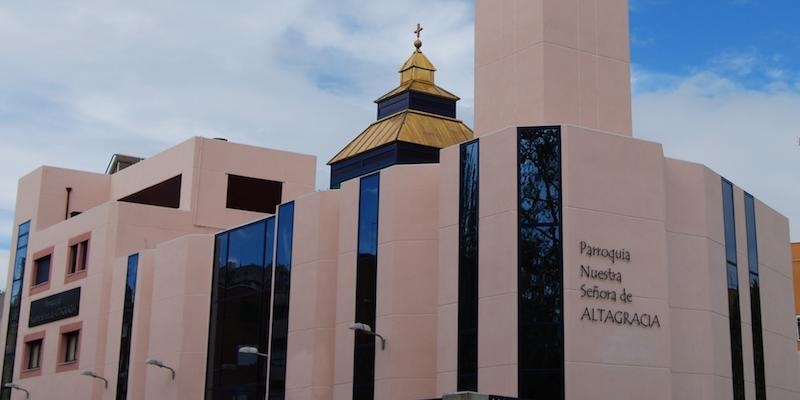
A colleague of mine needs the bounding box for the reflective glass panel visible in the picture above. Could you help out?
[353,174,379,400]
[744,193,766,400]
[268,203,295,400]
[457,140,479,392]
[721,179,744,400]
[1,221,30,400]
[517,127,563,400]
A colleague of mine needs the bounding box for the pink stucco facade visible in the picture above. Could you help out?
[2,1,799,400]
[0,137,316,399]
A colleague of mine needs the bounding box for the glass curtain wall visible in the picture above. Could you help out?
[721,179,745,400]
[115,254,139,400]
[457,140,479,391]
[1,221,30,400]
[744,193,766,400]
[206,218,275,400]
[353,174,380,400]
[268,202,295,400]
[517,127,563,400]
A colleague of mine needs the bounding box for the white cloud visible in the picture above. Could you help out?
[633,71,800,240]
[0,0,475,250]
[0,0,797,250]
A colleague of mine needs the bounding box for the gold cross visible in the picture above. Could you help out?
[414,23,423,39]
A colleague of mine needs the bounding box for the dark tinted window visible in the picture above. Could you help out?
[26,339,41,370]
[206,218,275,400]
[226,174,283,214]
[116,254,139,400]
[268,202,295,400]
[119,175,181,209]
[744,193,766,400]
[34,255,51,285]
[64,331,79,362]
[458,140,479,392]
[721,179,744,400]
[353,174,379,400]
[518,126,563,400]
[721,180,737,264]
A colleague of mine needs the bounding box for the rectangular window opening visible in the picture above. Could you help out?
[68,241,89,274]
[226,174,283,214]
[63,331,80,363]
[26,340,42,370]
[34,255,51,286]
[118,175,181,209]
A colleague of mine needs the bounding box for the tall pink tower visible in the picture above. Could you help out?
[475,0,632,137]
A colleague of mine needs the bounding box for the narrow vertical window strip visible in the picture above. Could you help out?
[205,231,228,399]
[1,221,31,400]
[268,203,295,400]
[721,179,745,400]
[115,254,139,400]
[353,173,380,400]
[517,127,564,400]
[744,193,766,400]
[457,140,479,392]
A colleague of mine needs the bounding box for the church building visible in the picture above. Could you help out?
[2,1,799,400]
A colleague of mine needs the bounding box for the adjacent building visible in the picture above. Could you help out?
[2,1,799,400]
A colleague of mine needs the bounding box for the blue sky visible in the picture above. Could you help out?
[631,0,800,91]
[0,0,799,288]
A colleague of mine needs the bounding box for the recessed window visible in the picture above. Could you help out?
[119,175,182,209]
[68,240,89,274]
[26,339,42,370]
[34,255,51,286]
[226,174,283,214]
[796,316,799,341]
[63,330,79,363]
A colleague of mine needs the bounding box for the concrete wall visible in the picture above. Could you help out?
[561,125,671,400]
[285,190,340,400]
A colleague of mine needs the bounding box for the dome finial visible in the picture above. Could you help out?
[414,23,423,49]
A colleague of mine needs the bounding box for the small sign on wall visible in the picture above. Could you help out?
[28,287,81,327]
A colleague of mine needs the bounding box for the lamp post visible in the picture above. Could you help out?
[80,370,109,388]
[145,359,176,380]
[238,346,269,358]
[3,383,30,399]
[349,323,386,350]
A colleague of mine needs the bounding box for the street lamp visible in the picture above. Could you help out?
[349,323,386,350]
[80,370,108,388]
[145,359,176,380]
[238,346,269,358]
[3,383,29,399]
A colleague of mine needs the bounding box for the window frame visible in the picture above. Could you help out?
[796,315,799,342]
[64,332,79,363]
[55,322,82,373]
[20,331,45,378]
[26,340,42,370]
[30,247,54,295]
[65,232,91,283]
